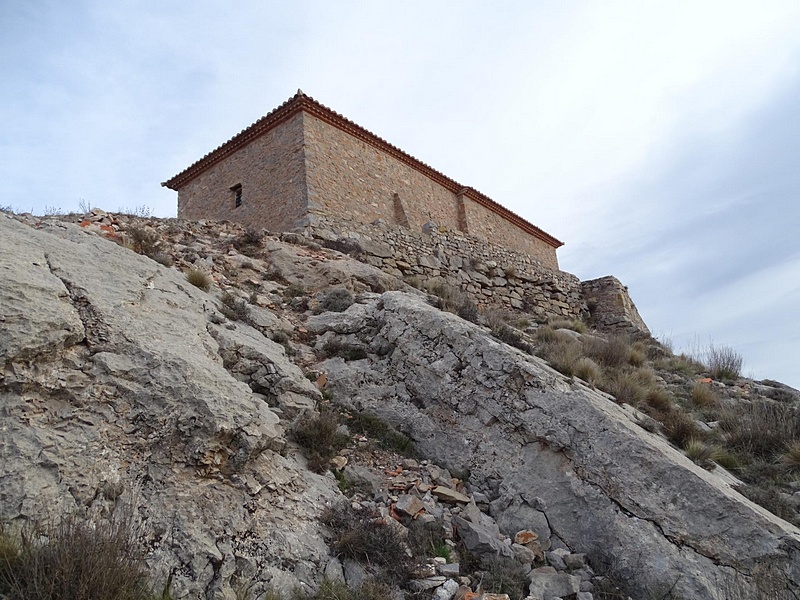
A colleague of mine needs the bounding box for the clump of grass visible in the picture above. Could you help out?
[780,441,800,473]
[573,357,603,386]
[718,401,800,459]
[661,410,706,449]
[319,287,355,313]
[582,335,632,369]
[484,310,530,352]
[691,382,718,409]
[312,578,393,600]
[654,354,704,377]
[601,370,653,407]
[548,318,587,334]
[424,280,478,323]
[320,504,409,583]
[684,438,718,469]
[292,407,349,473]
[347,411,413,454]
[219,292,249,321]
[536,334,583,376]
[185,268,212,291]
[407,519,450,560]
[644,387,674,413]
[0,510,161,600]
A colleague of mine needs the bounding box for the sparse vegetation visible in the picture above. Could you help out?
[319,287,355,313]
[480,555,529,600]
[127,226,160,257]
[232,227,264,257]
[185,268,212,291]
[291,406,349,473]
[690,382,718,409]
[0,509,169,600]
[548,317,587,334]
[322,338,368,361]
[219,292,249,321]
[347,411,414,454]
[320,503,409,583]
[705,343,743,380]
[422,280,478,323]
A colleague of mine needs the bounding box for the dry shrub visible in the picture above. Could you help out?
[185,268,212,291]
[0,510,155,600]
[718,401,800,459]
[684,438,719,469]
[582,335,632,368]
[661,410,705,449]
[127,226,160,257]
[319,287,355,313]
[537,334,583,377]
[481,555,529,600]
[292,407,349,473]
[705,344,743,380]
[425,280,478,323]
[312,578,393,600]
[655,354,703,377]
[321,504,409,583]
[219,292,249,321]
[232,227,264,257]
[484,310,529,352]
[691,383,718,408]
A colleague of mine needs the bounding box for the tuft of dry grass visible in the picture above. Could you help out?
[601,370,653,407]
[573,357,602,386]
[780,441,800,473]
[548,318,587,334]
[691,382,718,409]
[661,410,706,449]
[291,407,349,473]
[718,401,800,460]
[185,268,212,291]
[705,344,743,380]
[582,335,632,369]
[684,438,719,469]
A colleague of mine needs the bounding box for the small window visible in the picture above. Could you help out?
[231,184,243,208]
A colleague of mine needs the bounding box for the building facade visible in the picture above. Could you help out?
[163,91,563,270]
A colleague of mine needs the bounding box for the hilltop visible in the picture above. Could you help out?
[1,209,799,600]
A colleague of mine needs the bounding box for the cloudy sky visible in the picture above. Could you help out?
[2,1,799,388]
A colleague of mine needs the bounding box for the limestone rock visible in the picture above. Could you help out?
[312,291,800,599]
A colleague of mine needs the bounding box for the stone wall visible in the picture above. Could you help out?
[177,112,309,232]
[302,112,560,269]
[582,276,650,335]
[305,215,587,322]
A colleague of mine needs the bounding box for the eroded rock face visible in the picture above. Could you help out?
[308,292,800,599]
[0,215,338,598]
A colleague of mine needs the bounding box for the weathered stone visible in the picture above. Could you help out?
[431,486,471,504]
[433,578,460,600]
[453,515,513,559]
[527,572,581,600]
[396,494,426,517]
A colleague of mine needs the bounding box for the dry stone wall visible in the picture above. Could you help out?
[304,215,587,322]
[582,276,650,335]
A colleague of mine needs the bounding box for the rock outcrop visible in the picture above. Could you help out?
[0,215,337,598]
[308,292,800,599]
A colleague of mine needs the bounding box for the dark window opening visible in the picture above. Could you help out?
[231,184,243,208]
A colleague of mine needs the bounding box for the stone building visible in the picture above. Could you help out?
[163,91,563,270]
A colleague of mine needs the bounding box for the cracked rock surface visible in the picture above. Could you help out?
[309,292,800,599]
[0,215,338,599]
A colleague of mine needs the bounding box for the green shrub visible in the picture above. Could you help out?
[320,288,355,313]
[0,510,160,600]
[705,344,743,380]
[292,407,349,473]
[322,339,368,361]
[185,268,212,292]
[347,411,413,454]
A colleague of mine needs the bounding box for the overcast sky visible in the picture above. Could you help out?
[2,1,799,388]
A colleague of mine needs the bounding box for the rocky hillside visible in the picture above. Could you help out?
[1,209,799,600]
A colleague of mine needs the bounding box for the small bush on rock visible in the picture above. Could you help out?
[292,407,349,473]
[481,555,529,600]
[233,227,264,257]
[320,287,355,313]
[219,292,249,321]
[185,268,212,291]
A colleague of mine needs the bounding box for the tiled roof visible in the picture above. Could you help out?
[162,91,563,249]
